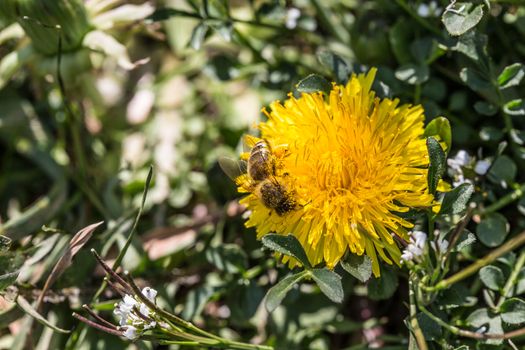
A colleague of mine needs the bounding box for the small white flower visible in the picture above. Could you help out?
[400,249,414,262]
[122,325,138,340]
[413,231,427,246]
[417,1,441,17]
[285,8,301,29]
[114,289,158,335]
[447,150,476,186]
[139,302,151,318]
[401,231,427,263]
[474,159,491,175]
[114,294,139,325]
[144,320,156,330]
[447,150,471,171]
[431,236,449,254]
[142,287,158,302]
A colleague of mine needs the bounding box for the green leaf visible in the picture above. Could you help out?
[0,252,23,292]
[265,271,308,312]
[466,308,503,345]
[317,50,351,83]
[498,63,524,89]
[500,298,525,324]
[211,22,233,42]
[190,22,208,50]
[450,31,488,61]
[416,312,442,341]
[479,126,504,142]
[439,183,474,218]
[424,117,452,151]
[479,265,505,291]
[460,67,493,93]
[16,295,70,333]
[442,3,484,36]
[389,20,412,64]
[516,268,525,295]
[309,269,344,303]
[182,285,216,320]
[439,284,477,308]
[474,101,498,116]
[368,267,398,300]
[296,74,332,95]
[427,137,446,194]
[340,254,372,282]
[0,235,11,251]
[504,99,525,116]
[205,244,247,274]
[487,155,517,186]
[262,234,312,268]
[476,213,509,247]
[394,64,429,85]
[0,268,20,292]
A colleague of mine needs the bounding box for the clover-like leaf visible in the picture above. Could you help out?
[265,271,308,312]
[500,298,525,325]
[368,267,398,300]
[504,99,525,116]
[310,268,344,303]
[296,74,332,95]
[262,234,312,268]
[317,50,351,84]
[340,254,372,282]
[479,265,505,291]
[498,63,524,89]
[477,213,509,248]
[424,117,452,151]
[442,3,484,37]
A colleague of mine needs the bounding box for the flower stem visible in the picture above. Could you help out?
[417,301,525,340]
[425,230,525,291]
[496,248,525,308]
[408,277,428,350]
[480,182,525,215]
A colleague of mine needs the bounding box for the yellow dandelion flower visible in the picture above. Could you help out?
[237,68,435,277]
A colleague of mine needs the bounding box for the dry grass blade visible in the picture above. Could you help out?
[17,295,70,334]
[36,221,104,309]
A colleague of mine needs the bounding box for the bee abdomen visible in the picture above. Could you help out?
[248,141,273,181]
[260,182,295,216]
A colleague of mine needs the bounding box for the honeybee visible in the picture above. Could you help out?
[219,138,296,216]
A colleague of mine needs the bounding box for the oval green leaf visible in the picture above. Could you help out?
[476,213,509,247]
[265,271,308,312]
[498,63,524,89]
[262,234,312,268]
[479,265,505,291]
[310,268,344,303]
[500,298,525,325]
[424,117,452,151]
[340,254,372,282]
[296,74,332,95]
[442,3,484,37]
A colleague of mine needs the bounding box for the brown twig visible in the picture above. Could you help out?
[91,249,133,294]
[81,305,118,330]
[72,312,123,336]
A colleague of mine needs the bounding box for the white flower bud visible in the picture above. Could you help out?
[122,325,138,340]
[474,159,491,175]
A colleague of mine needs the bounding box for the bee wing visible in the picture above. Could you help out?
[242,134,260,152]
[218,156,247,181]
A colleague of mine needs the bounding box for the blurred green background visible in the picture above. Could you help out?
[1,0,525,349]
